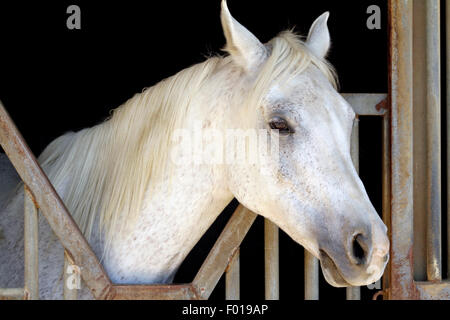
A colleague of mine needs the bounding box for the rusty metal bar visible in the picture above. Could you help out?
[425,0,442,282]
[347,119,361,300]
[63,251,79,300]
[388,0,417,300]
[0,288,24,300]
[24,187,39,300]
[0,101,112,299]
[225,248,240,300]
[192,205,256,299]
[304,251,319,300]
[264,219,279,300]
[342,94,388,116]
[108,284,197,300]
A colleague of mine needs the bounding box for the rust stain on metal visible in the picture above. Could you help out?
[24,185,40,209]
[386,0,421,300]
[389,246,419,299]
[376,98,389,112]
[224,247,239,274]
[416,281,450,299]
[386,0,447,300]
[372,290,386,300]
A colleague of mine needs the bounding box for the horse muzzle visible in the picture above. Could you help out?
[318,226,389,287]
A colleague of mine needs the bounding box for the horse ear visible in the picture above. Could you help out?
[221,0,267,72]
[306,12,331,58]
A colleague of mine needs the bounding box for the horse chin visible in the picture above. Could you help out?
[319,250,351,287]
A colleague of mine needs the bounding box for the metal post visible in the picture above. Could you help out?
[304,251,319,300]
[347,118,361,300]
[425,0,442,282]
[225,248,240,300]
[24,186,39,300]
[388,0,416,300]
[264,219,279,300]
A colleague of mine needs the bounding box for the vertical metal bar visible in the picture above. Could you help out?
[225,248,240,300]
[24,186,38,300]
[64,252,79,300]
[446,0,450,280]
[347,118,361,300]
[388,0,416,300]
[304,251,319,300]
[425,0,442,281]
[264,219,279,300]
[382,113,391,292]
[412,0,430,281]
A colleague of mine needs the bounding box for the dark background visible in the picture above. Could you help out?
[0,0,388,300]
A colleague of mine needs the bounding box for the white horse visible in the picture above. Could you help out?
[0,0,389,299]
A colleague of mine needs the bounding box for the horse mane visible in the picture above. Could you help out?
[38,30,337,253]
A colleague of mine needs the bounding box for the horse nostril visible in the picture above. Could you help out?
[351,233,368,265]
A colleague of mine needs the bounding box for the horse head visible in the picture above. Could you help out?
[220,0,389,287]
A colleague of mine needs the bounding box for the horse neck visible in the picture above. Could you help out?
[102,86,236,284]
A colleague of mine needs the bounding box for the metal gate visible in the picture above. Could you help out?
[0,0,448,300]
[385,0,449,300]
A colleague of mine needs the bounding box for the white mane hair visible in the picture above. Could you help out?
[38,30,338,253]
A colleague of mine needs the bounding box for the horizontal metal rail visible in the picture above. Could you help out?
[0,288,24,300]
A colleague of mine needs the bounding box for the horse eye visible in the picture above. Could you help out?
[269,117,292,135]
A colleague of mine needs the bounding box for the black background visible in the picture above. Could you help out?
[0,0,388,301]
